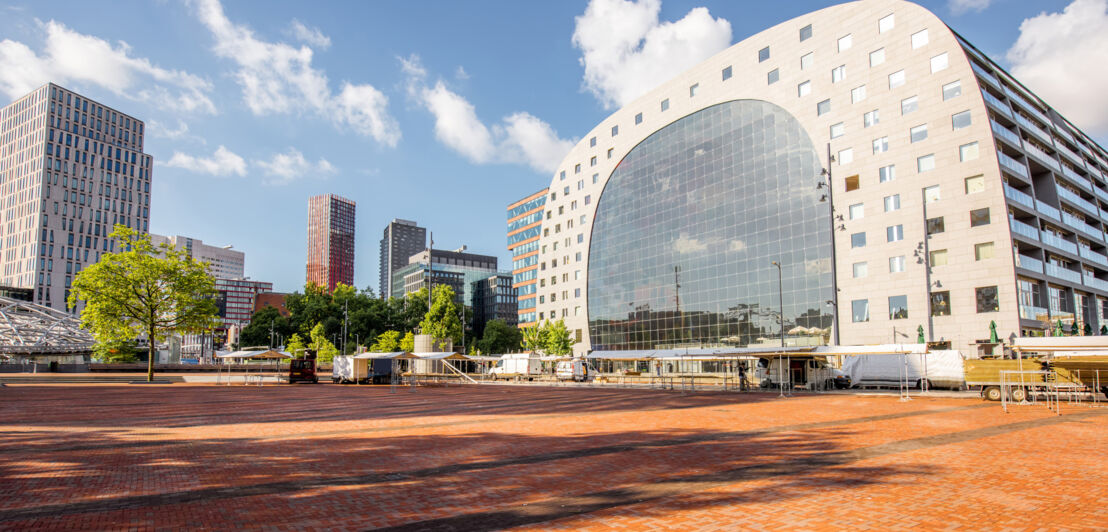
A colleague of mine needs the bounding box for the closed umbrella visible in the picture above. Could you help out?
[916,325,925,344]
[989,320,999,343]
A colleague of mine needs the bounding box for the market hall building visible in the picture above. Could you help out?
[530,0,1108,356]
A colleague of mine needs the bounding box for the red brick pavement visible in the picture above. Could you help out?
[0,384,1105,530]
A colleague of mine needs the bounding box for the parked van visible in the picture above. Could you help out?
[556,358,592,382]
[489,353,543,380]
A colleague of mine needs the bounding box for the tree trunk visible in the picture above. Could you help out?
[147,325,156,382]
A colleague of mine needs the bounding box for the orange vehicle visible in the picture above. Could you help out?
[288,351,319,384]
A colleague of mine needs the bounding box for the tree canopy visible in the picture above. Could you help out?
[519,320,575,356]
[475,319,523,354]
[419,285,462,345]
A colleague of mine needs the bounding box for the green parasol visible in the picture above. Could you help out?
[917,324,925,344]
[989,320,999,343]
[1054,320,1064,337]
[1071,321,1079,336]
[1084,323,1092,336]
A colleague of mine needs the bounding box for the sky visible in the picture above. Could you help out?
[1,0,1104,294]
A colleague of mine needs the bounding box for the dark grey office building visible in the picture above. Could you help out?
[472,273,518,338]
[378,219,426,299]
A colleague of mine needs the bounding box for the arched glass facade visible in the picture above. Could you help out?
[588,100,832,350]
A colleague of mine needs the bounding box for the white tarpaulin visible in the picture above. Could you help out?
[840,350,965,389]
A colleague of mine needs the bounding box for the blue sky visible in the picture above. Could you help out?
[1,0,1101,294]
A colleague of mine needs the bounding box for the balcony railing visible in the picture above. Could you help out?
[1095,187,1108,204]
[1056,142,1085,168]
[1023,141,1061,173]
[1009,217,1040,241]
[1019,304,1050,321]
[1005,86,1051,125]
[973,63,1001,89]
[1085,274,1108,292]
[1079,246,1108,268]
[1061,211,1104,242]
[1036,199,1060,221]
[991,120,1022,148]
[1045,263,1082,283]
[1057,186,1099,216]
[997,151,1029,179]
[1003,184,1034,209]
[1016,113,1053,145]
[1016,255,1043,273]
[1062,165,1091,190]
[1041,231,1078,254]
[1054,125,1076,145]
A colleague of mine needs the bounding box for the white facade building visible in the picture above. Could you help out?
[150,234,245,280]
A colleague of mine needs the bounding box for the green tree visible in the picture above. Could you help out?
[371,330,402,352]
[69,225,219,382]
[544,319,574,356]
[309,323,339,364]
[419,285,462,345]
[286,333,307,358]
[477,320,523,354]
[400,331,415,352]
[93,339,139,363]
[238,306,292,348]
[521,323,547,353]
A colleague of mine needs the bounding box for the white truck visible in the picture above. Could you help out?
[840,350,965,390]
[488,353,543,380]
[556,358,593,382]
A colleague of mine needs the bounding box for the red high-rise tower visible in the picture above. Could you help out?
[306,194,356,292]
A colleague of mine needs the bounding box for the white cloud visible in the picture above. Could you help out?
[0,20,214,112]
[165,145,247,176]
[1007,0,1108,135]
[255,148,337,184]
[288,19,330,49]
[949,0,993,15]
[572,0,731,109]
[193,0,400,147]
[402,55,574,174]
[674,233,707,254]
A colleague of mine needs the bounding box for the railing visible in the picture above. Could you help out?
[1005,86,1051,125]
[1019,304,1050,321]
[1062,165,1091,190]
[1061,211,1104,242]
[1084,274,1108,292]
[1036,200,1060,221]
[1016,255,1043,273]
[981,89,1011,118]
[973,63,1001,89]
[1023,141,1061,173]
[1016,113,1053,145]
[1040,231,1078,254]
[1045,263,1082,283]
[1079,246,1108,268]
[991,120,1022,148]
[1054,125,1076,145]
[1095,187,1108,204]
[1100,207,1108,221]
[1056,141,1085,168]
[1057,186,1099,215]
[997,151,1029,179]
[1009,217,1040,241]
[1003,184,1034,209]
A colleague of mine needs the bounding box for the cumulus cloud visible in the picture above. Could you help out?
[288,19,330,49]
[165,146,247,176]
[255,148,337,184]
[193,0,400,147]
[402,55,575,174]
[1007,0,1108,135]
[949,0,993,15]
[0,20,214,112]
[572,0,731,109]
[674,233,708,254]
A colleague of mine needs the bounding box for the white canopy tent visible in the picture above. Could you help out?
[216,349,292,385]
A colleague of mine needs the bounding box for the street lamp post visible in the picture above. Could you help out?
[818,143,840,345]
[772,261,787,398]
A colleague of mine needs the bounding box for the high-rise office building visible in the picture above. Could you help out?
[0,83,153,311]
[507,189,546,326]
[215,278,274,327]
[150,234,245,279]
[306,194,356,292]
[379,218,426,299]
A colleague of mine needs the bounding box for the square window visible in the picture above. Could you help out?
[851,232,867,248]
[635,112,643,124]
[759,46,770,62]
[976,286,999,313]
[879,164,896,182]
[849,203,864,219]
[838,34,853,52]
[845,174,860,191]
[611,125,619,136]
[924,184,941,203]
[884,194,900,212]
[889,70,906,89]
[889,295,908,320]
[971,207,990,227]
[864,109,880,128]
[911,29,929,49]
[887,224,904,242]
[873,136,889,154]
[800,24,813,41]
[918,154,936,173]
[870,48,886,67]
[851,85,866,103]
[838,148,854,165]
[952,110,972,129]
[852,299,870,322]
[910,124,928,143]
[931,291,951,316]
[927,216,945,235]
[890,255,906,272]
[975,242,995,260]
[817,99,831,115]
[768,69,780,84]
[930,249,948,266]
[901,95,919,115]
[930,52,949,73]
[801,52,814,70]
[590,136,596,147]
[965,175,985,194]
[832,65,846,83]
[689,83,699,97]
[722,66,733,81]
[960,142,979,162]
[853,262,868,278]
[943,80,962,100]
[661,98,669,111]
[798,81,812,97]
[879,14,895,33]
[831,122,846,138]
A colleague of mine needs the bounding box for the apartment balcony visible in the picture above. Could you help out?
[1056,142,1085,169]
[1079,246,1108,268]
[1057,186,1099,217]
[1095,187,1108,204]
[1035,199,1060,222]
[1084,274,1108,293]
[1040,231,1078,255]
[973,63,1002,90]
[1053,125,1076,145]
[1016,254,1043,274]
[1008,217,1040,241]
[1061,211,1104,242]
[1062,165,1092,190]
[1016,113,1054,146]
[1003,183,1034,209]
[1045,263,1082,284]
[1022,142,1061,173]
[997,151,1029,179]
[991,120,1022,149]
[1005,86,1051,125]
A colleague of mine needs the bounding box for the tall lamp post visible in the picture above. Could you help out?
[772,261,787,398]
[817,143,840,345]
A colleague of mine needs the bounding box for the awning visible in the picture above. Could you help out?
[1011,336,1108,353]
[815,344,928,356]
[414,352,471,360]
[217,349,292,359]
[353,351,416,360]
[588,346,816,360]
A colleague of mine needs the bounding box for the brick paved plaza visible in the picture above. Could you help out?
[1,383,1105,530]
